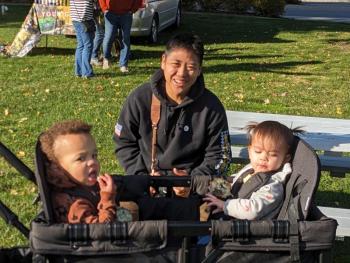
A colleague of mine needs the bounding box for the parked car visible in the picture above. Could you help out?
[131,0,182,43]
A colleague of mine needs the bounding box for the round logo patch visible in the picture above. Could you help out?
[183,125,189,132]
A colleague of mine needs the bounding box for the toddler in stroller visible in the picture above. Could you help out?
[38,120,138,224]
[204,121,301,221]
[40,120,117,223]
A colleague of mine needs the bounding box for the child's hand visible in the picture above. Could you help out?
[203,193,224,214]
[97,173,116,194]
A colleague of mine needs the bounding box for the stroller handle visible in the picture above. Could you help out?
[0,200,30,238]
[0,141,36,184]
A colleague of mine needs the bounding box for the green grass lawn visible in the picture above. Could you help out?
[1,5,350,261]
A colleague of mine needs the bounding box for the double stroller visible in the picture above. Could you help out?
[0,136,337,262]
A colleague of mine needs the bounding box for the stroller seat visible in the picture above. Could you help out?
[30,140,171,262]
[29,137,337,263]
[205,136,338,263]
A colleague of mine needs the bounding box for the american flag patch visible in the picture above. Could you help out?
[115,123,123,137]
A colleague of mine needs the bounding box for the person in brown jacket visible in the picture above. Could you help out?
[98,0,144,72]
[40,120,120,223]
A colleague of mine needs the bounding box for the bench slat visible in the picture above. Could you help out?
[227,110,350,174]
[227,110,350,153]
[231,146,350,173]
[229,131,350,153]
[227,111,350,134]
[319,206,350,237]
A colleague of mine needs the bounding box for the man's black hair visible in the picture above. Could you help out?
[165,33,204,65]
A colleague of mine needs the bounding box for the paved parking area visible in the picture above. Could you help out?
[284,2,350,23]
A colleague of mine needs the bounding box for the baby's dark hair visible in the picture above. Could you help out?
[164,33,204,65]
[245,121,304,154]
[40,120,92,162]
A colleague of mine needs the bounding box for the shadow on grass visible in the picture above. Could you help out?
[0,5,31,25]
[327,38,350,44]
[204,60,322,75]
[129,48,162,60]
[156,12,350,46]
[316,190,350,209]
[334,238,350,263]
[0,22,26,29]
[205,48,284,60]
[29,47,75,56]
[95,72,118,78]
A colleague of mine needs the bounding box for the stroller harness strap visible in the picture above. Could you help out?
[232,170,272,199]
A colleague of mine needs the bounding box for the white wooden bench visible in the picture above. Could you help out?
[319,206,350,239]
[227,110,350,177]
[226,110,350,238]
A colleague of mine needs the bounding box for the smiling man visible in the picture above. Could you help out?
[113,33,232,199]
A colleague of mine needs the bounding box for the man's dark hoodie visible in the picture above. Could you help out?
[113,69,232,177]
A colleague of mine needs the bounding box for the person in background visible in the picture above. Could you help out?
[98,0,144,73]
[70,0,95,78]
[90,0,104,66]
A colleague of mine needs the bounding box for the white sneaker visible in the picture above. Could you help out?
[103,58,111,69]
[90,58,102,67]
[120,66,129,73]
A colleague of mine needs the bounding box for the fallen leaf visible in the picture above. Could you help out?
[336,106,342,115]
[18,117,28,123]
[10,189,18,195]
[264,98,270,104]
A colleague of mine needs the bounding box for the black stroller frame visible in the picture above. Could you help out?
[0,137,337,263]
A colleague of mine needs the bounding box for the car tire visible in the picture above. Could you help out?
[148,17,159,44]
[173,5,181,28]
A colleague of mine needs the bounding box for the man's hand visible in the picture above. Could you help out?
[172,168,190,198]
[149,170,162,196]
[98,173,116,194]
[202,193,224,214]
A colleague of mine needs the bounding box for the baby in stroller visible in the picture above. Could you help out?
[39,120,137,223]
[204,121,302,220]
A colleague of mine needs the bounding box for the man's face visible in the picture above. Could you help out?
[54,133,100,186]
[161,47,201,104]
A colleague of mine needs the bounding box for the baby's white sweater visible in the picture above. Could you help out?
[224,163,292,220]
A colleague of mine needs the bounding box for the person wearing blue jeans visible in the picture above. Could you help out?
[91,17,104,66]
[70,0,95,78]
[72,21,95,78]
[98,0,143,73]
[102,11,132,72]
[90,0,104,66]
